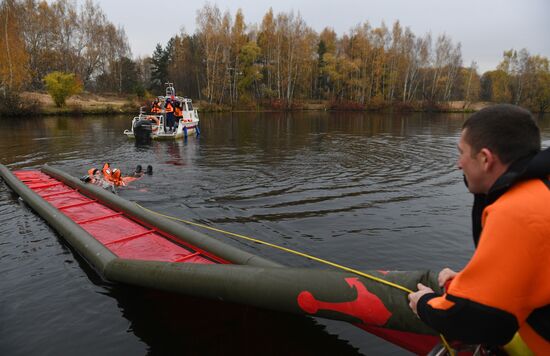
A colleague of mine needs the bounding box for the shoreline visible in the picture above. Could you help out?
[0,91,515,117]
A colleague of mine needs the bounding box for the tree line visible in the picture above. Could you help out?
[1,0,139,113]
[1,1,549,113]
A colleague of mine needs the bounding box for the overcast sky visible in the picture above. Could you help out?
[92,0,549,74]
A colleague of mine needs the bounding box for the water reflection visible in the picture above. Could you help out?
[108,284,361,355]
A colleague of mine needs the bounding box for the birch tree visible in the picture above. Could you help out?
[0,0,29,95]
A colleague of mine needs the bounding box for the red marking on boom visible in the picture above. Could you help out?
[297,277,392,326]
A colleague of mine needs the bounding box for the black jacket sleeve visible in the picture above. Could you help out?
[417,293,519,346]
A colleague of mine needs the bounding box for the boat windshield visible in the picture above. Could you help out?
[187,101,193,111]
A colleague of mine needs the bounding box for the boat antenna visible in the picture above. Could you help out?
[165,82,175,97]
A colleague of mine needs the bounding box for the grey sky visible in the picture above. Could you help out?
[93,0,549,73]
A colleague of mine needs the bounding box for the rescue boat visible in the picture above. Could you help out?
[124,83,200,141]
[0,164,446,354]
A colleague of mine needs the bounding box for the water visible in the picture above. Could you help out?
[1,112,549,355]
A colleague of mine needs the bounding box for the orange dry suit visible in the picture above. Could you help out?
[87,168,99,177]
[417,148,550,353]
[102,162,111,178]
[101,163,125,187]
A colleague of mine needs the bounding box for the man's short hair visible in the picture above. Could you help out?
[462,104,540,164]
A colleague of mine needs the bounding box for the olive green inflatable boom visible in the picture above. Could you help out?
[0,164,442,354]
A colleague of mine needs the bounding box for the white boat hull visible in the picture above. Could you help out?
[124,118,199,140]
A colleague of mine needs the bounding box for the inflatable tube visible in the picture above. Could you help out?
[0,164,117,273]
[42,165,282,268]
[1,164,443,354]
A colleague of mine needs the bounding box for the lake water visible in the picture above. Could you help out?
[1,111,549,355]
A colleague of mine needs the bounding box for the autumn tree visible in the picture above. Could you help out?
[196,4,226,104]
[461,61,480,103]
[19,0,58,89]
[0,0,29,95]
[257,8,277,99]
[228,9,247,104]
[44,71,83,107]
[480,69,512,102]
[237,41,262,102]
[531,71,550,112]
[519,53,550,112]
[166,31,202,99]
[12,0,133,92]
[271,11,316,108]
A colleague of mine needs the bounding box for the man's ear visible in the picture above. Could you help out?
[479,148,497,171]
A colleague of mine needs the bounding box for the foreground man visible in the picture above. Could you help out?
[408,104,550,354]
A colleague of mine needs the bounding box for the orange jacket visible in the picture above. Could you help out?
[102,163,111,177]
[87,168,99,176]
[151,102,161,113]
[418,177,550,353]
[174,105,182,117]
[101,163,125,186]
[165,102,174,113]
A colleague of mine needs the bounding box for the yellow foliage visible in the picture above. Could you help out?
[43,72,83,107]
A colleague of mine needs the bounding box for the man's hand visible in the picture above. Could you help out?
[408,283,434,315]
[438,267,458,288]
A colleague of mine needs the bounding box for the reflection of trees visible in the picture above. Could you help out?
[201,111,464,151]
[0,115,130,166]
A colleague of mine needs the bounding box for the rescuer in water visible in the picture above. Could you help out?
[81,164,152,190]
[102,163,153,187]
[408,104,550,354]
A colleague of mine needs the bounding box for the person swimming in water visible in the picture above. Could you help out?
[81,164,153,190]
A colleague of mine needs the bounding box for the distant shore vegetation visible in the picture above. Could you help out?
[1,0,549,117]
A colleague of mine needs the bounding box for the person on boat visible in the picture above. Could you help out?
[408,104,550,354]
[165,98,175,132]
[174,101,183,118]
[174,101,183,130]
[151,98,161,113]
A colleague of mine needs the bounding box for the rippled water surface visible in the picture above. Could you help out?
[1,112,549,355]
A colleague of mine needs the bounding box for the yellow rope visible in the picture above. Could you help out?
[136,202,412,293]
[136,202,455,355]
